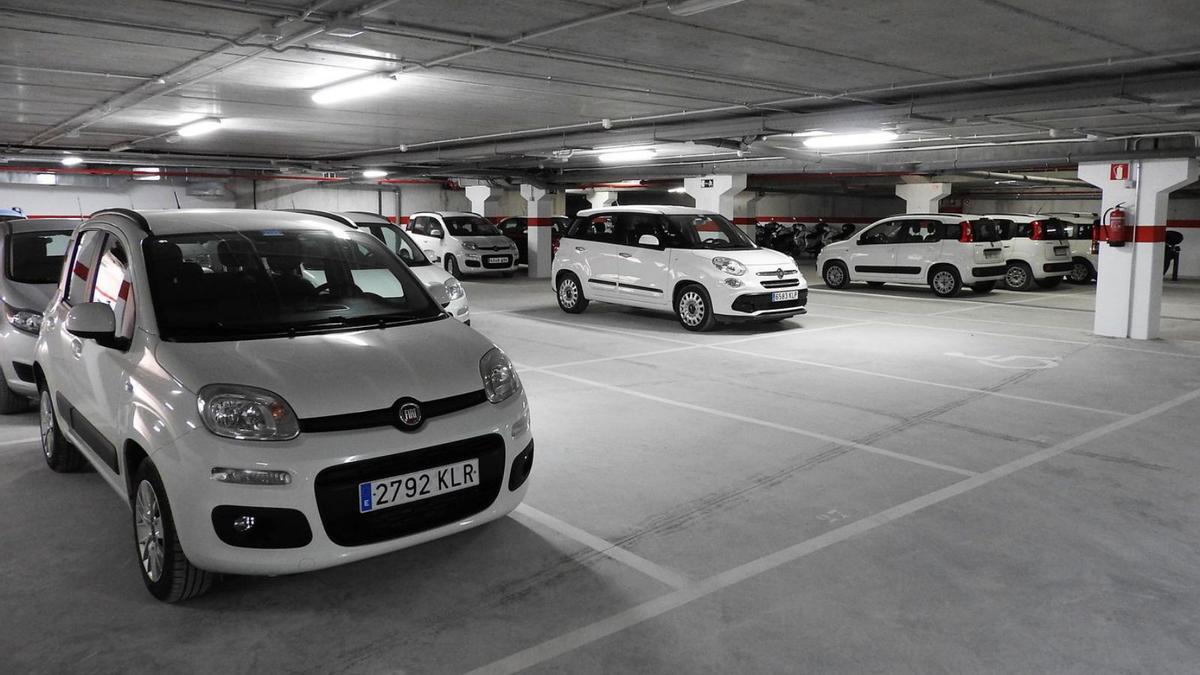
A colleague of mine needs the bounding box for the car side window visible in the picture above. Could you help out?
[896,219,941,244]
[64,230,108,306]
[859,222,905,245]
[575,214,618,243]
[617,213,664,248]
[409,217,427,235]
[91,235,136,339]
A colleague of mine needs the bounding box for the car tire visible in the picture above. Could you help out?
[0,380,30,414]
[132,460,214,603]
[676,284,718,332]
[822,261,850,289]
[1067,258,1095,284]
[929,266,962,298]
[444,255,463,280]
[866,281,885,289]
[39,386,83,472]
[556,272,589,314]
[970,281,997,294]
[1004,261,1035,291]
[1035,276,1063,289]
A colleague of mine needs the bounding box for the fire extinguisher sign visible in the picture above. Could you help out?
[1110,163,1130,181]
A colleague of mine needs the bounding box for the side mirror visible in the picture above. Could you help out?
[65,302,117,346]
[429,228,444,238]
[638,234,660,248]
[423,249,440,263]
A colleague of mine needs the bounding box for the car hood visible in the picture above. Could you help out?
[153,317,496,418]
[686,247,799,270]
[410,264,454,305]
[2,281,56,314]
[461,235,516,249]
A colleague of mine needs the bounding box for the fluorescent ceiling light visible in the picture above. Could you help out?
[312,74,398,105]
[35,174,57,185]
[361,169,388,179]
[133,167,161,181]
[60,156,83,167]
[802,131,899,149]
[598,148,656,163]
[667,0,745,16]
[324,17,366,38]
[669,186,688,193]
[177,117,223,138]
[791,130,832,138]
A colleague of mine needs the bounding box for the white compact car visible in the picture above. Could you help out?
[403,211,518,279]
[289,210,471,324]
[35,209,532,602]
[817,214,1006,297]
[552,206,807,331]
[1045,212,1099,283]
[985,214,1073,291]
[0,218,76,412]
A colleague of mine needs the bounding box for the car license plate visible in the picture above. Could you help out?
[771,290,799,302]
[486,255,509,264]
[358,459,479,513]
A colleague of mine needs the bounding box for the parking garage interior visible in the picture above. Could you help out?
[2,1,1200,673]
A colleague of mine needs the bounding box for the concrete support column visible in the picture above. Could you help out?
[1079,158,1199,339]
[895,182,952,213]
[464,184,502,219]
[684,174,747,228]
[586,190,617,210]
[520,184,555,279]
[734,192,764,238]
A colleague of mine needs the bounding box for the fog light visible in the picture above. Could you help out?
[723,277,743,288]
[232,515,256,533]
[211,467,292,485]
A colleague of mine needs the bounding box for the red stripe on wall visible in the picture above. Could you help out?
[1167,219,1200,228]
[1133,225,1167,243]
[527,218,554,226]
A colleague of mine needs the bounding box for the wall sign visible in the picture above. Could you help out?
[1110,163,1130,181]
[701,178,714,188]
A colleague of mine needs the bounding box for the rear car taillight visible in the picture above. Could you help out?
[1030,220,1043,240]
[959,221,973,243]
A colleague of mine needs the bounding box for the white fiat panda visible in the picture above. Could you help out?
[817,214,1006,297]
[551,206,807,331]
[403,211,519,279]
[35,209,532,602]
[984,214,1073,291]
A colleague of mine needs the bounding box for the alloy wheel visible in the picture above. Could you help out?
[679,291,707,327]
[825,265,844,287]
[932,271,956,295]
[1069,261,1091,283]
[1006,266,1028,288]
[39,390,54,461]
[134,480,165,583]
[558,278,578,308]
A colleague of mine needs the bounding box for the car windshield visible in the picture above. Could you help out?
[444,216,500,237]
[356,221,431,267]
[143,228,443,342]
[7,230,72,284]
[664,214,756,250]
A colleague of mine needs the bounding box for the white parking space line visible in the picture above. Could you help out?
[707,345,1129,418]
[0,436,39,454]
[466,386,1200,675]
[495,313,700,346]
[525,368,978,478]
[513,504,692,591]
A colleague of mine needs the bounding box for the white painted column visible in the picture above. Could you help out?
[520,184,555,279]
[684,174,748,230]
[895,183,952,213]
[586,190,617,210]
[734,192,764,238]
[464,184,502,219]
[1079,158,1199,339]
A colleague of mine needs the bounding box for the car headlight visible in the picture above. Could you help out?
[443,277,466,301]
[463,241,478,250]
[197,384,300,441]
[712,256,746,276]
[4,304,42,335]
[480,347,522,404]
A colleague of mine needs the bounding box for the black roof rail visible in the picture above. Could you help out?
[90,208,152,233]
[282,209,358,228]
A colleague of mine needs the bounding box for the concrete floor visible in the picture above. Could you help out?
[4,272,1200,673]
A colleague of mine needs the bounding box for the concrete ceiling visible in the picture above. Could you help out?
[1,0,1199,184]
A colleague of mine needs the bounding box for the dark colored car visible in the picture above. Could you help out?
[499,216,568,264]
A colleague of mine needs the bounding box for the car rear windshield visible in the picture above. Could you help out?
[995,218,1069,240]
[143,228,443,342]
[6,230,72,284]
[967,218,1004,242]
[444,216,500,237]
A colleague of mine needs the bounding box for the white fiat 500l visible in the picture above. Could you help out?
[984,214,1073,291]
[818,214,1006,297]
[0,218,75,412]
[552,206,807,331]
[288,209,471,324]
[35,209,532,602]
[403,211,519,279]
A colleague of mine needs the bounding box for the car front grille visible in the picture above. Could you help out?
[314,434,506,547]
[732,289,808,313]
[761,279,801,289]
[298,390,487,433]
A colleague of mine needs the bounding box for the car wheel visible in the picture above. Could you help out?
[444,255,463,280]
[929,266,962,298]
[40,386,83,472]
[970,281,997,294]
[0,379,30,414]
[676,284,717,332]
[866,281,885,288]
[822,261,850,289]
[1067,258,1094,284]
[1004,262,1034,291]
[556,273,589,314]
[132,460,214,603]
[1035,276,1063,289]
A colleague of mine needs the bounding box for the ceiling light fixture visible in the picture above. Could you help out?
[312,73,399,105]
[324,15,366,38]
[668,186,688,193]
[60,156,84,167]
[133,167,161,182]
[667,0,746,16]
[361,169,388,179]
[802,131,899,149]
[598,147,656,163]
[176,117,223,138]
[108,142,133,153]
[790,130,832,138]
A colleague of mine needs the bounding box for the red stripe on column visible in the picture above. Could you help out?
[732,217,755,225]
[528,218,554,226]
[396,216,410,224]
[1133,225,1166,243]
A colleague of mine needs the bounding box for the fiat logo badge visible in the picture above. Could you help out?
[395,399,423,430]
[775,267,785,279]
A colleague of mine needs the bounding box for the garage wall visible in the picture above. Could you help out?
[0,180,235,216]
[240,181,471,220]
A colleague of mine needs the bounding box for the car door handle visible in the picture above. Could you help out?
[575,246,586,252]
[619,252,633,258]
[71,338,83,358]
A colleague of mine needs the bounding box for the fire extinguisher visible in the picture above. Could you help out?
[1102,204,1129,247]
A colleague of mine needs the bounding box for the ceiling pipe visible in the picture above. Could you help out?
[956,170,1090,186]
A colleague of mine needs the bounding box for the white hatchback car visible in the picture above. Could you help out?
[552,206,807,331]
[289,209,471,324]
[35,209,532,602]
[0,218,76,412]
[403,211,519,279]
[984,214,1073,291]
[1045,212,1100,283]
[818,214,1006,297]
